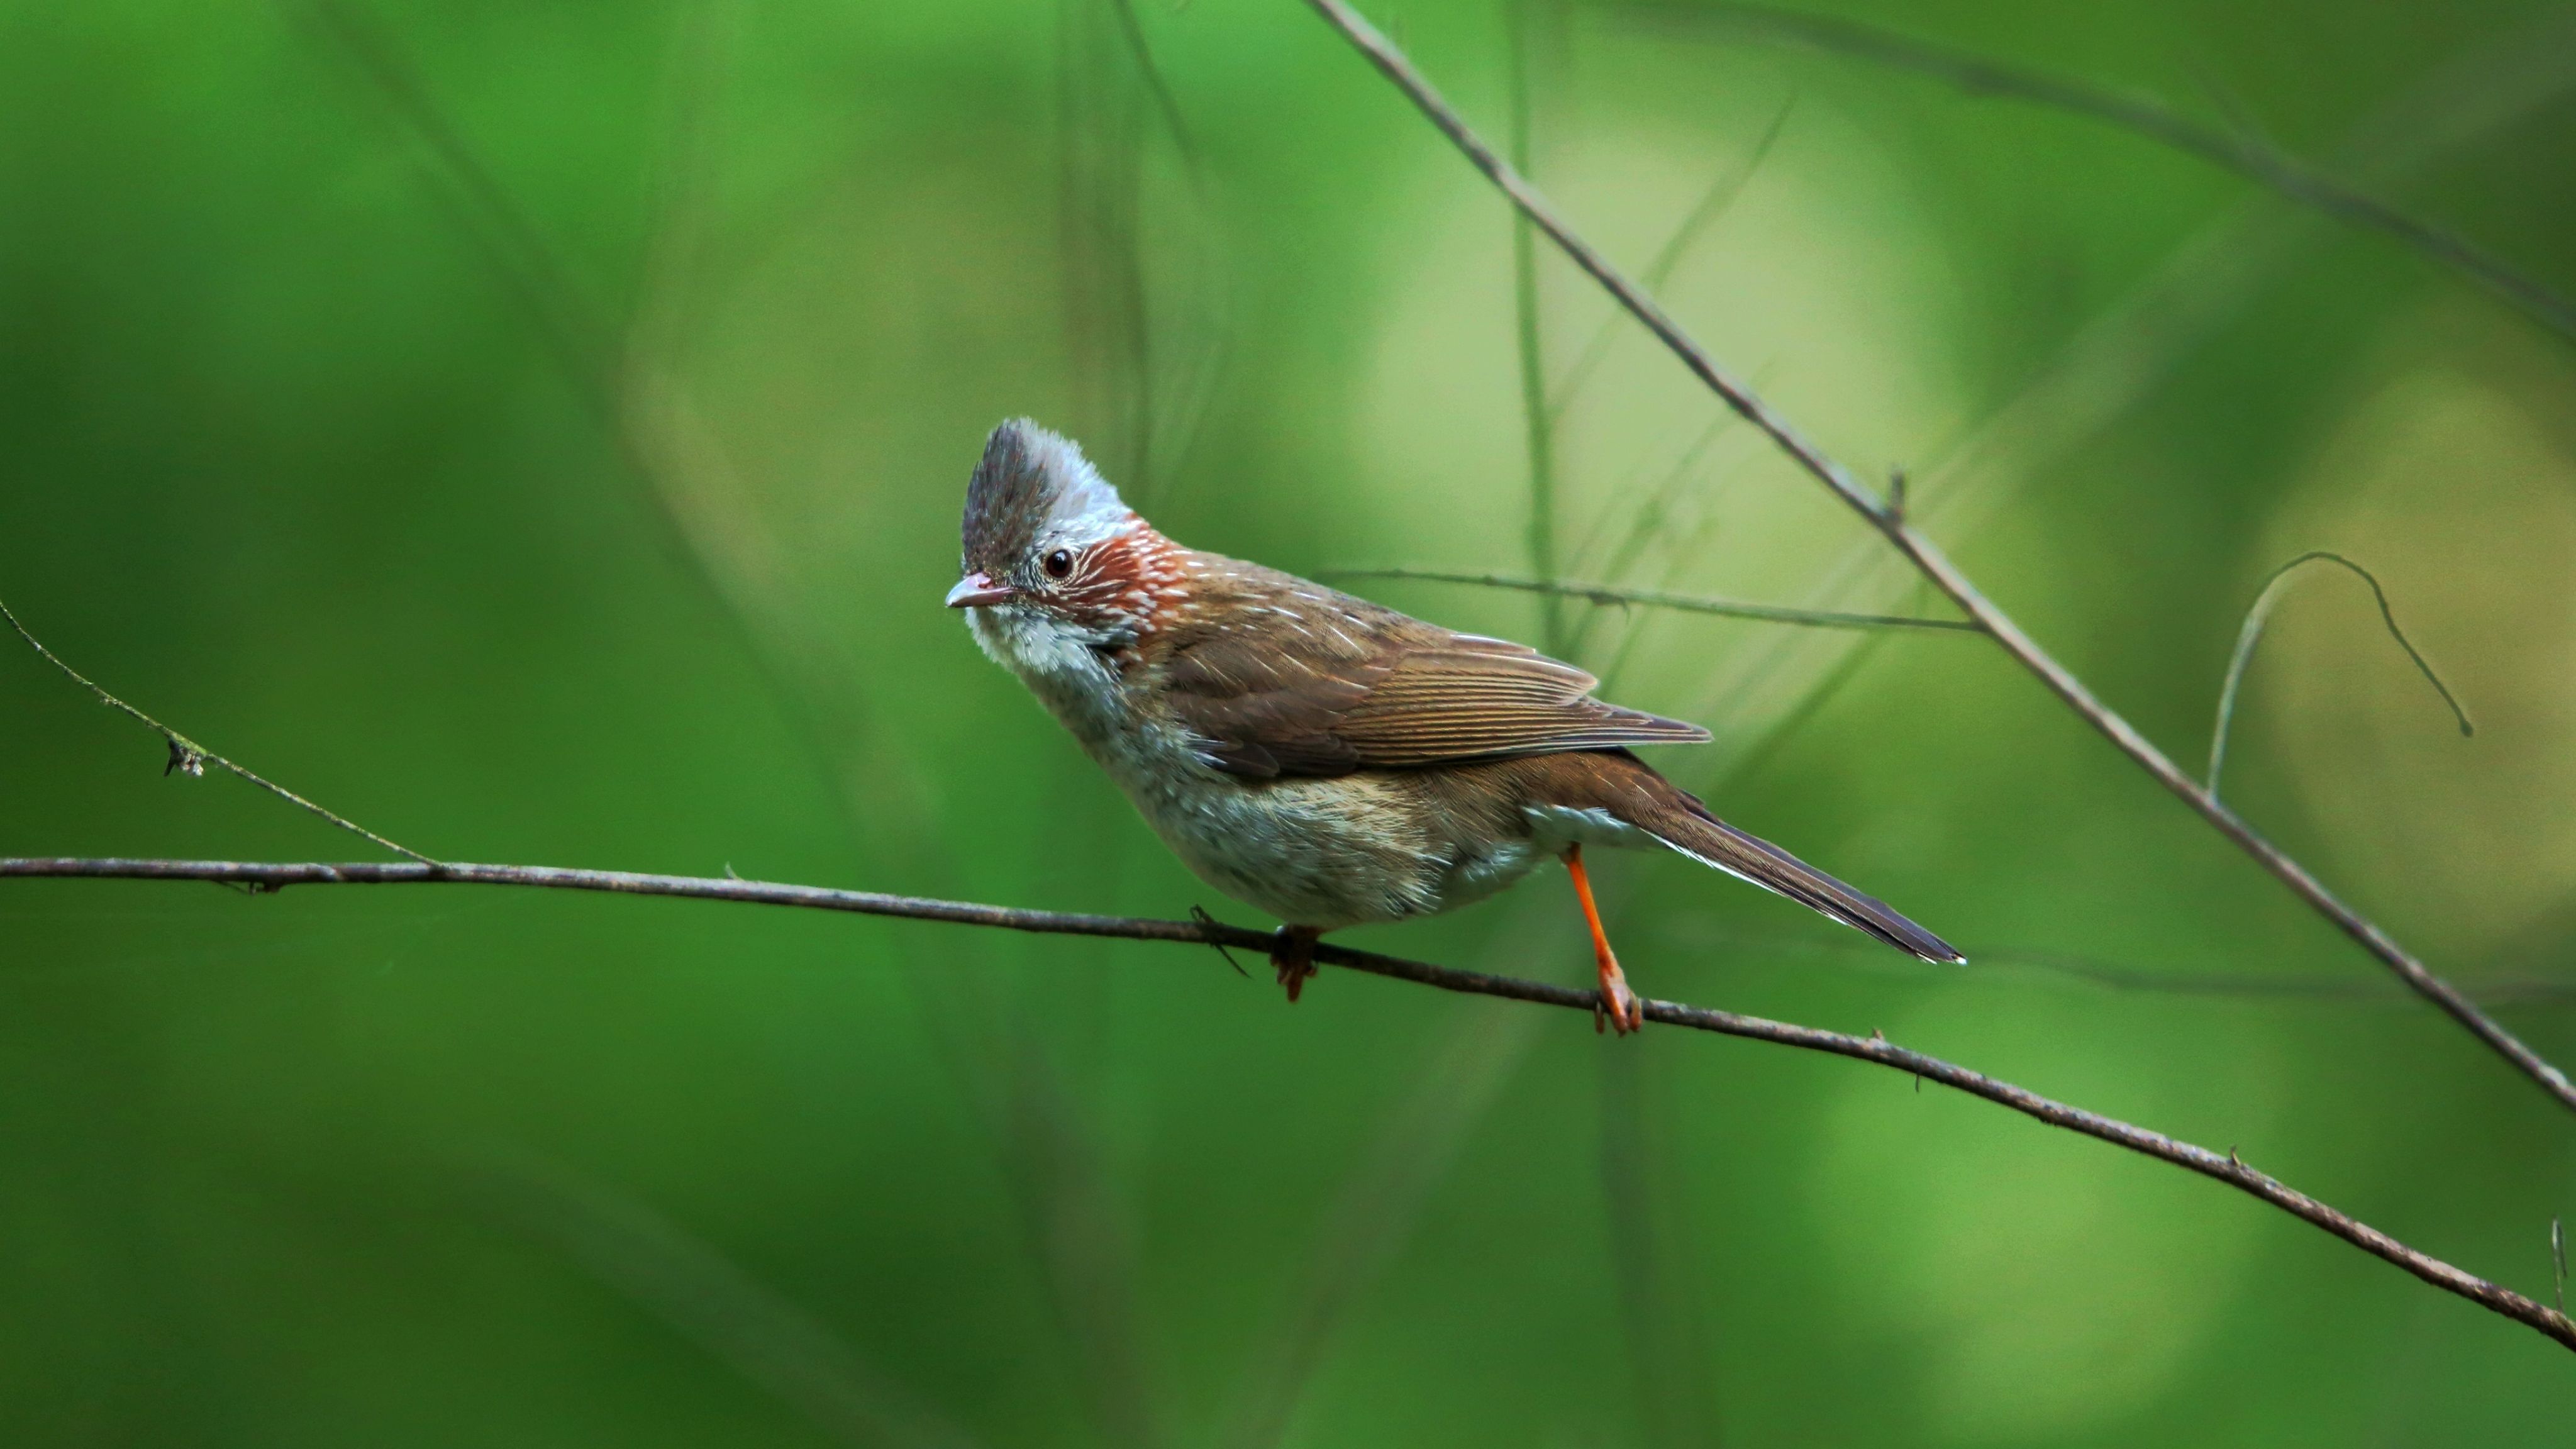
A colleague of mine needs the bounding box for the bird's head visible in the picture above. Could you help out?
[948,419,1186,666]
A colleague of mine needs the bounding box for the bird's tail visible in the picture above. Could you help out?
[1638,786,1965,965]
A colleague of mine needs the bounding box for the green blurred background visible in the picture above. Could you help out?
[4,0,2574,1441]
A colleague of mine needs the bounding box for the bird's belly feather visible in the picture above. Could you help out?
[1089,717,1463,928]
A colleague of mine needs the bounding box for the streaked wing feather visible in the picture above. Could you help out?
[1158,569,1708,778]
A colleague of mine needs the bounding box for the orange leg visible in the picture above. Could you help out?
[1566,845,1643,1035]
[1271,924,1322,1004]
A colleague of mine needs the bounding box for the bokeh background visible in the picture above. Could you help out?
[4,0,2575,1442]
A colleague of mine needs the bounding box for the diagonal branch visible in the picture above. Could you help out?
[1,598,435,866]
[3,853,2570,1353]
[1296,0,2576,1118]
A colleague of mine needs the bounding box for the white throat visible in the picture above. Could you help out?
[966,604,1130,746]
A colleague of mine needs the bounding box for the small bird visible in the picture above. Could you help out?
[947,419,1962,1031]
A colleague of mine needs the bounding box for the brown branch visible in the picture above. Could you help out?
[4,853,2570,1353]
[1296,0,2576,1119]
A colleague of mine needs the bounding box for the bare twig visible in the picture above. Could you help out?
[4,853,2570,1352]
[0,599,435,867]
[1297,0,2576,1117]
[1323,568,1983,632]
[1620,0,2576,344]
[2207,551,2473,801]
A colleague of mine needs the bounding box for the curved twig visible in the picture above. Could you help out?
[1,853,2569,1353]
[2207,550,2473,799]
[1297,0,2576,1118]
[1322,568,1983,631]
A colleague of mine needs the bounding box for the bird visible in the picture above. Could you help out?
[945,419,1962,1032]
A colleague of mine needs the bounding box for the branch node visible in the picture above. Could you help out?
[164,736,208,778]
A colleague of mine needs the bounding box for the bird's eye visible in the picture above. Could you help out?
[1043,548,1074,579]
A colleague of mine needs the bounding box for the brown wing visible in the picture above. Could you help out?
[1155,561,1709,780]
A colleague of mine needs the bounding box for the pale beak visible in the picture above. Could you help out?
[946,571,1014,608]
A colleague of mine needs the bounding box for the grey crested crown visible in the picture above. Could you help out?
[962,418,1130,576]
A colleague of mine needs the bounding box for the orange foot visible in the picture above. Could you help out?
[1567,845,1643,1035]
[1271,924,1323,1004]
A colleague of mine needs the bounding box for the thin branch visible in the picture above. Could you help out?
[1621,1,2576,344]
[1297,0,2576,1118]
[2207,551,2473,801]
[0,599,435,866]
[1323,568,1984,632]
[4,853,2570,1353]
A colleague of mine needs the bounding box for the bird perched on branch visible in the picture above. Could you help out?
[947,419,1962,1031]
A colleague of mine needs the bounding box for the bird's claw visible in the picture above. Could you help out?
[1270,925,1321,1005]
